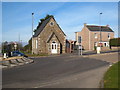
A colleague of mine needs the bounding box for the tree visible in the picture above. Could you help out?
[2,41,8,53]
[23,38,32,53]
[1,41,24,54]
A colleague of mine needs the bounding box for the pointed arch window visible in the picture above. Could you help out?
[52,44,54,49]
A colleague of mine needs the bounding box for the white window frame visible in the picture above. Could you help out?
[108,33,110,39]
[94,33,97,39]
[94,42,97,46]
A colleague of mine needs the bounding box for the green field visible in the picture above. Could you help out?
[104,61,119,88]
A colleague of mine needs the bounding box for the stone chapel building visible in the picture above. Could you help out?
[32,15,66,54]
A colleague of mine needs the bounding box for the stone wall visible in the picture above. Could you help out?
[111,46,119,50]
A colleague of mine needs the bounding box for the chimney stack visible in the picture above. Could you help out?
[84,23,87,27]
[106,24,109,27]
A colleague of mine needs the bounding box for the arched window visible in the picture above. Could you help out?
[108,33,110,39]
[52,44,54,49]
[55,44,56,49]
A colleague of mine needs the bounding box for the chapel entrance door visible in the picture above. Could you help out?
[51,42,57,54]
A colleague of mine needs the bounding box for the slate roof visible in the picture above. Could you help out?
[33,16,66,37]
[33,17,52,37]
[86,25,114,32]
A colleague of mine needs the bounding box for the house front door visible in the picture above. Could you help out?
[51,42,57,54]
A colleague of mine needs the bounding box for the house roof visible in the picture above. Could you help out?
[86,25,114,32]
[33,16,66,37]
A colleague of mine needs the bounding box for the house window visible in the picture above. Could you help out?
[52,44,54,49]
[36,40,38,49]
[104,43,106,47]
[78,36,82,43]
[94,33,97,38]
[94,42,97,46]
[103,42,109,47]
[55,44,56,49]
[108,33,110,39]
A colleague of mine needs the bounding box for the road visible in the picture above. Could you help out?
[2,53,112,88]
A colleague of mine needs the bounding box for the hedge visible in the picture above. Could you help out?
[109,38,120,46]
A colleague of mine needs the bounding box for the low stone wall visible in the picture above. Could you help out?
[101,47,110,51]
[0,57,34,69]
[111,46,119,50]
[101,46,120,51]
[0,57,2,61]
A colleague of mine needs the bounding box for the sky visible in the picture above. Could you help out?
[2,2,118,45]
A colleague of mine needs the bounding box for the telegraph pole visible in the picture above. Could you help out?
[18,33,20,51]
[18,33,20,43]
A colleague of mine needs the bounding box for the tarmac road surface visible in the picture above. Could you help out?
[2,54,110,88]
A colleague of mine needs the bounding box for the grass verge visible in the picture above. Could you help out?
[26,53,48,57]
[104,61,119,88]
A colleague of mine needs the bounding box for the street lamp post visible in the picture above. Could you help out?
[32,13,34,54]
[32,13,34,37]
[99,13,102,50]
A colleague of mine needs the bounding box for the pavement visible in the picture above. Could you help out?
[84,52,119,64]
[2,52,115,88]
[73,49,119,56]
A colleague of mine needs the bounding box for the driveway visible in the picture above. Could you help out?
[2,54,110,88]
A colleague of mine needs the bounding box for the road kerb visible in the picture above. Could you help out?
[1,57,34,69]
[82,52,118,58]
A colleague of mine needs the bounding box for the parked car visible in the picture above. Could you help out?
[12,51,28,57]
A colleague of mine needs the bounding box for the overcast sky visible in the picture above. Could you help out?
[2,2,118,45]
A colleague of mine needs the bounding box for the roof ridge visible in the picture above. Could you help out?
[86,25,114,32]
[86,25,108,27]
